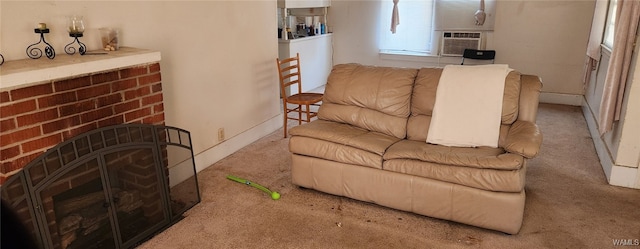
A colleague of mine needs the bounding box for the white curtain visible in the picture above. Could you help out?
[598,0,640,135]
[391,0,399,33]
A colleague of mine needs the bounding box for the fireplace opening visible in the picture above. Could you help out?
[52,177,112,249]
[1,124,200,249]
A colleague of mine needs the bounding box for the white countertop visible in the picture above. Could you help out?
[278,33,332,44]
[0,47,161,91]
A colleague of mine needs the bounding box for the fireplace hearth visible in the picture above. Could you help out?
[0,124,200,249]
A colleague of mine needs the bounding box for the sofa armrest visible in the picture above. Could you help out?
[518,75,543,123]
[504,120,543,159]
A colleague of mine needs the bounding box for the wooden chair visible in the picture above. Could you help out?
[276,53,323,138]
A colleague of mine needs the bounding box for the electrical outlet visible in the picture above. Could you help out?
[218,128,225,141]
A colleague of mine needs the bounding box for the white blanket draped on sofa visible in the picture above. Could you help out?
[426,64,512,148]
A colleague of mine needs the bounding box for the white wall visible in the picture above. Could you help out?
[328,0,595,98]
[620,57,640,189]
[1,1,281,171]
[492,0,594,96]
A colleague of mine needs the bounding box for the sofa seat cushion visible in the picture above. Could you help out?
[383,140,525,192]
[384,140,524,170]
[383,159,526,192]
[289,120,402,169]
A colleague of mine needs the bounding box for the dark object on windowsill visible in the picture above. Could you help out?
[461,49,496,65]
[0,53,4,66]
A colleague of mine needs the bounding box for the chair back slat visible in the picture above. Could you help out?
[276,53,303,97]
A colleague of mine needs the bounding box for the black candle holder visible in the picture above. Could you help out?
[64,33,86,55]
[0,53,4,66]
[26,28,55,59]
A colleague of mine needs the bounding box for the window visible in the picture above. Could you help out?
[378,0,435,55]
[602,0,617,49]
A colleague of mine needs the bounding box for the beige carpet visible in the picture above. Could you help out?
[137,104,640,249]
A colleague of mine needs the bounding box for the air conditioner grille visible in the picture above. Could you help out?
[450,32,481,38]
[441,31,482,56]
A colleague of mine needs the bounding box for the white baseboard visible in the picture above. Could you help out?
[581,99,640,189]
[193,114,283,173]
[166,114,283,187]
[539,92,583,106]
[581,101,614,180]
[610,165,640,189]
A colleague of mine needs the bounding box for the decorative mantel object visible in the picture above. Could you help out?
[26,23,56,59]
[0,53,4,65]
[100,28,119,51]
[64,16,87,55]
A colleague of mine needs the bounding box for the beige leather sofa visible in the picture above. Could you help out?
[288,64,542,234]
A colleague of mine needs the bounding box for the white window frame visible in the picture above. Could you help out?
[378,0,436,57]
[602,0,617,50]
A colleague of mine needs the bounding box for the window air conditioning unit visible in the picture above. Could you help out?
[440,31,482,56]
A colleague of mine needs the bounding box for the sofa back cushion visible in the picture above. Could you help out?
[318,64,418,139]
[407,68,521,143]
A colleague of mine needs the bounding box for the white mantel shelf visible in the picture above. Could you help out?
[0,47,161,91]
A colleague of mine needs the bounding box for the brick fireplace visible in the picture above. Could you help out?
[1,48,165,183]
[0,48,200,249]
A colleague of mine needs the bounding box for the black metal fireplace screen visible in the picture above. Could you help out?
[1,124,200,249]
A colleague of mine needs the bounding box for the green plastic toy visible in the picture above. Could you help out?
[226,175,280,200]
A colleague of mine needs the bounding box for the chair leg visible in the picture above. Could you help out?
[298,104,303,125]
[283,111,287,138]
[305,104,311,122]
[283,101,288,138]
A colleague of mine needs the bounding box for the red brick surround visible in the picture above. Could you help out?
[0,63,165,183]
